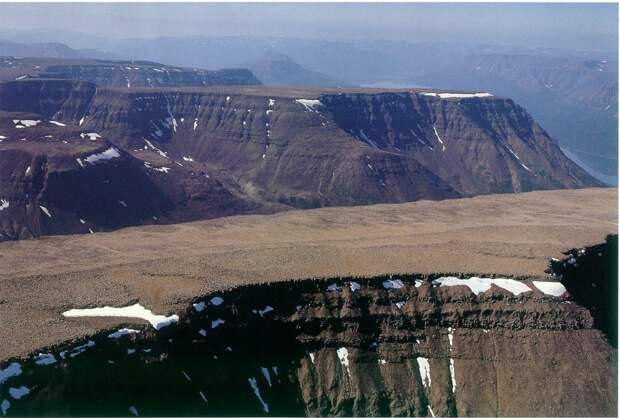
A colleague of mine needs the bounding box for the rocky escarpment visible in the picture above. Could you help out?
[551,234,618,347]
[0,79,602,240]
[0,268,615,417]
[414,54,619,181]
[0,57,262,87]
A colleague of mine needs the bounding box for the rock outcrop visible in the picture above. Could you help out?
[0,240,616,416]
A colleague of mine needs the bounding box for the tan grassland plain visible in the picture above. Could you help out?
[0,187,617,361]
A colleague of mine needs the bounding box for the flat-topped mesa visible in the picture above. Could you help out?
[418,90,494,99]
[0,80,603,240]
[0,57,262,87]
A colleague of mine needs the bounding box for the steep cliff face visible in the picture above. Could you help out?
[0,79,96,119]
[414,54,619,181]
[551,234,618,347]
[0,80,602,240]
[0,264,615,417]
[322,92,594,195]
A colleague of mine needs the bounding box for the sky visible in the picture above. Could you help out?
[0,2,617,52]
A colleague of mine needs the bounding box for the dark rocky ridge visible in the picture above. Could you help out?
[0,260,615,416]
[0,57,262,87]
[551,234,618,347]
[0,79,602,241]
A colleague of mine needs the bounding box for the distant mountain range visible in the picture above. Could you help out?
[245,52,352,87]
[0,39,82,59]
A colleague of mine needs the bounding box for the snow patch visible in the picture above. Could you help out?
[144,162,171,173]
[39,205,52,218]
[1,399,9,416]
[83,147,121,164]
[421,92,493,99]
[0,199,8,211]
[432,125,446,151]
[295,99,322,112]
[383,279,405,289]
[60,340,95,359]
[108,328,141,339]
[448,327,456,394]
[248,377,269,413]
[257,306,274,317]
[49,121,66,127]
[417,357,431,388]
[432,276,532,296]
[80,132,101,141]
[532,281,567,297]
[506,146,531,171]
[62,303,179,330]
[211,319,225,329]
[449,358,456,394]
[327,283,341,292]
[8,386,29,400]
[34,353,57,366]
[210,296,224,306]
[261,367,272,387]
[337,347,351,377]
[0,363,22,384]
[193,302,206,312]
[144,139,168,159]
[13,119,41,128]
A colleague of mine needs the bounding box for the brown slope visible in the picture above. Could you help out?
[0,187,616,363]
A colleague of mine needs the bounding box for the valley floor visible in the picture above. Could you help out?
[0,187,616,362]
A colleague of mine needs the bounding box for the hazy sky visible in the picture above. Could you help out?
[0,3,617,51]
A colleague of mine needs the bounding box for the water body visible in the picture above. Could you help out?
[561,147,617,186]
